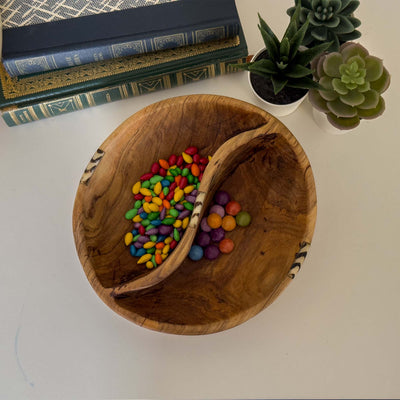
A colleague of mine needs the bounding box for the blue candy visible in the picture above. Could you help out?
[140,212,148,219]
[136,248,146,257]
[161,179,170,187]
[156,235,167,243]
[152,219,162,226]
[188,245,204,261]
[129,244,136,257]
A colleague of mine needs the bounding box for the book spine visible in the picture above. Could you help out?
[2,23,240,77]
[2,58,246,127]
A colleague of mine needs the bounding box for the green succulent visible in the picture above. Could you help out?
[287,0,361,52]
[231,3,332,95]
[309,42,390,130]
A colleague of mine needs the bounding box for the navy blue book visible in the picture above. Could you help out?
[1,0,240,77]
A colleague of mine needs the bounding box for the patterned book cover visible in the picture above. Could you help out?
[1,0,240,76]
[2,57,249,127]
[0,29,246,108]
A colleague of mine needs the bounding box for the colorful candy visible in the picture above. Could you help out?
[236,211,252,227]
[124,146,209,269]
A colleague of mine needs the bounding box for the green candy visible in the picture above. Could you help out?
[125,208,137,220]
[151,255,157,267]
[163,187,169,196]
[150,235,158,242]
[169,209,179,218]
[149,175,163,185]
[181,168,189,177]
[170,200,176,206]
[148,212,160,221]
[141,180,150,189]
[188,175,194,184]
[175,167,182,174]
[145,224,155,231]
[194,177,199,184]
[165,175,175,183]
[183,202,194,211]
[141,219,151,227]
[173,228,180,242]
[169,168,179,177]
[236,211,252,227]
[134,200,142,209]
[162,218,175,225]
[147,247,156,255]
[133,234,140,242]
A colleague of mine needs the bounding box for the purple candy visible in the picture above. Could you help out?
[214,190,230,206]
[196,231,211,247]
[177,209,191,220]
[210,227,225,242]
[204,244,220,260]
[137,236,150,244]
[159,224,173,235]
[160,207,167,220]
[200,217,212,232]
[134,242,143,249]
[133,222,141,229]
[137,207,144,214]
[145,228,159,236]
[191,189,198,196]
[175,204,185,211]
[209,204,225,218]
[185,195,196,203]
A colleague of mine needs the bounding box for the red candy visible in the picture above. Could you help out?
[179,176,188,189]
[170,240,178,250]
[139,225,145,235]
[140,172,153,181]
[199,164,206,172]
[166,191,174,201]
[225,201,241,216]
[176,155,184,167]
[193,154,200,163]
[199,157,208,165]
[169,182,177,192]
[185,146,198,155]
[199,172,204,181]
[134,193,144,200]
[159,167,167,177]
[151,163,160,174]
[168,154,177,166]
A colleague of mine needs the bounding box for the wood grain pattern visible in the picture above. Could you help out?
[72,94,317,335]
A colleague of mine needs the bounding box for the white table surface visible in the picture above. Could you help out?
[1,1,399,398]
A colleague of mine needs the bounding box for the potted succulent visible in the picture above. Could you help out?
[232,4,332,116]
[309,42,391,133]
[287,0,362,52]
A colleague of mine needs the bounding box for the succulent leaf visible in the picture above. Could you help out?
[370,67,391,94]
[258,13,280,48]
[258,25,279,61]
[286,64,314,78]
[327,98,357,117]
[357,90,379,110]
[323,53,343,77]
[311,25,328,41]
[332,78,349,95]
[327,113,360,129]
[341,43,369,62]
[340,90,365,106]
[286,77,322,90]
[280,37,291,58]
[283,2,301,41]
[271,76,289,95]
[357,97,385,119]
[295,41,333,65]
[364,56,384,82]
[341,0,360,15]
[309,89,330,112]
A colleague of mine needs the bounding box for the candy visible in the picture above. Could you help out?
[182,152,193,164]
[221,215,236,231]
[196,231,211,247]
[200,217,212,232]
[225,200,241,216]
[219,238,234,254]
[207,213,222,229]
[124,232,133,246]
[168,154,177,166]
[137,254,152,264]
[210,227,225,242]
[159,159,169,169]
[185,146,198,155]
[214,190,230,206]
[132,181,141,194]
[189,245,204,261]
[125,208,138,220]
[191,163,200,177]
[236,211,252,227]
[209,205,225,218]
[204,244,220,260]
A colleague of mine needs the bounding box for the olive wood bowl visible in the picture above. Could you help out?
[73,94,317,335]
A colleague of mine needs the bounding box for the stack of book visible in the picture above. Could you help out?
[0,0,248,127]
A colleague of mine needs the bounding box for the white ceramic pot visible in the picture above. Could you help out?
[312,108,357,135]
[248,48,308,117]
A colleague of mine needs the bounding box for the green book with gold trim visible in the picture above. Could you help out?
[0,29,247,109]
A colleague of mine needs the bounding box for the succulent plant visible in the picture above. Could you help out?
[287,0,361,52]
[309,42,390,130]
[232,4,332,95]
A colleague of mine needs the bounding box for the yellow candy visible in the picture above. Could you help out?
[124,232,133,246]
[132,215,142,223]
[164,237,173,244]
[132,181,141,194]
[139,188,152,196]
[154,181,162,195]
[208,155,212,161]
[143,202,151,214]
[152,197,162,206]
[149,203,159,212]
[162,244,170,254]
[182,217,189,229]
[173,220,182,228]
[182,152,193,164]
[146,261,154,269]
[143,241,155,249]
[161,254,168,260]
[183,185,195,194]
[137,254,152,264]
[155,249,162,255]
[174,189,184,202]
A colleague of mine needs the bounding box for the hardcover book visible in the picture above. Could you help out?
[0,29,246,109]
[1,0,240,77]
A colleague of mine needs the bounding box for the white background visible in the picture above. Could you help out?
[1,0,399,398]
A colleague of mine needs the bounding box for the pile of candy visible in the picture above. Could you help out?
[188,190,252,261]
[124,146,209,269]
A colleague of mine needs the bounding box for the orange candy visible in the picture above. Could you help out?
[207,213,222,229]
[191,163,200,177]
[221,215,236,231]
[159,159,169,169]
[225,200,241,216]
[219,238,235,254]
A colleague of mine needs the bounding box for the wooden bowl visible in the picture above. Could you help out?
[73,95,317,335]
